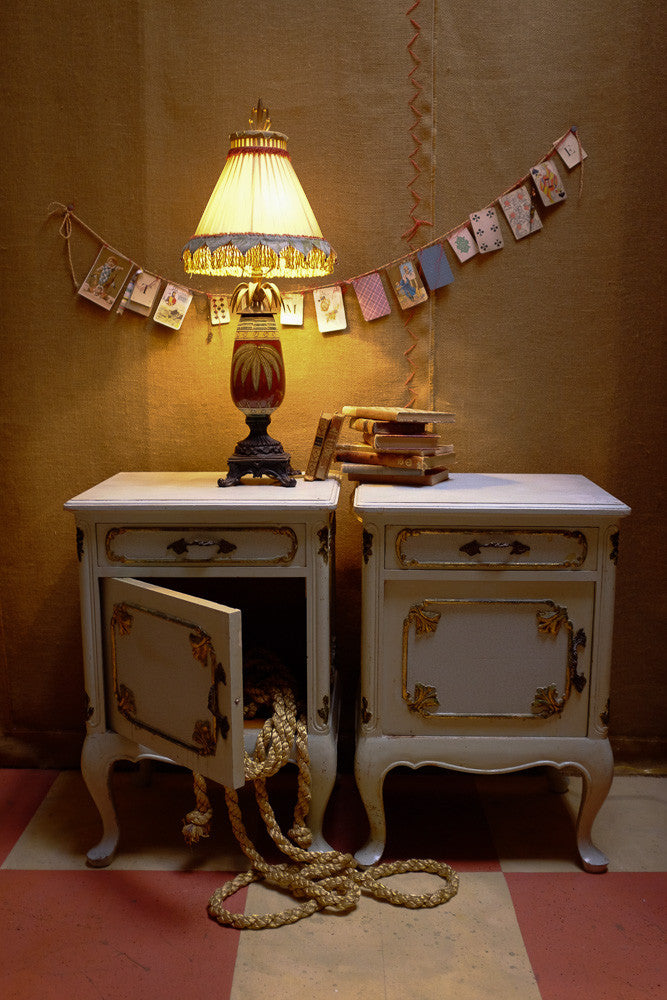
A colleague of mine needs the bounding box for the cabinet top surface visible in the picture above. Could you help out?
[354,473,630,516]
[65,472,340,513]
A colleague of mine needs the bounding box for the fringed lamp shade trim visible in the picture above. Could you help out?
[182,233,336,278]
[183,125,336,278]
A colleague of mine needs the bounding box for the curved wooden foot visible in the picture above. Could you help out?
[353,741,389,866]
[571,748,614,873]
[302,734,337,853]
[81,731,172,867]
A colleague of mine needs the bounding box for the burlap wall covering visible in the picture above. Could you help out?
[0,0,663,766]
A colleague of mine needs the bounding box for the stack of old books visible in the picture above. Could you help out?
[334,405,455,485]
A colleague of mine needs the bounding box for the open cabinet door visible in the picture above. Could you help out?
[102,577,246,789]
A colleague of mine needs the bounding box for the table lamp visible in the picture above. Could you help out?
[183,100,336,486]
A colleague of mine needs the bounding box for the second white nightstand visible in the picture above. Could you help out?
[353,473,629,871]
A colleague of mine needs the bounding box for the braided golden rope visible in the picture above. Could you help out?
[183,659,459,930]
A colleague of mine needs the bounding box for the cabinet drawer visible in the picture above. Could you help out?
[388,526,594,571]
[98,524,303,567]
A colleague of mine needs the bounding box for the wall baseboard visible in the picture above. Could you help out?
[611,737,667,774]
[0,730,83,769]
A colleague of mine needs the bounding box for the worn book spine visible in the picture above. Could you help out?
[342,405,455,423]
[348,418,429,435]
[336,446,454,469]
[363,432,440,452]
[344,466,450,486]
[314,413,345,480]
[304,413,332,481]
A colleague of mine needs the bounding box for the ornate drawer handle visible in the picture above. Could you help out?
[459,539,530,557]
[167,537,237,556]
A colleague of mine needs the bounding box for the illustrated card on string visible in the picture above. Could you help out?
[386,259,428,309]
[531,159,567,205]
[447,226,478,263]
[499,186,543,240]
[280,292,304,327]
[313,285,347,333]
[116,269,141,314]
[126,271,162,316]
[469,207,504,253]
[417,244,455,291]
[78,247,133,310]
[209,294,231,326]
[556,130,587,169]
[153,283,193,330]
[352,272,392,321]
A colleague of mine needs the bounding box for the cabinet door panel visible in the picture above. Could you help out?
[381,579,593,737]
[102,577,245,788]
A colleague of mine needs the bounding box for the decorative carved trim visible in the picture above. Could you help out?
[105,525,298,566]
[360,697,372,725]
[400,598,587,721]
[117,683,137,720]
[531,607,587,718]
[600,698,610,729]
[317,695,330,724]
[402,605,442,713]
[76,527,84,562]
[362,529,373,564]
[406,682,440,717]
[109,600,223,755]
[395,528,588,570]
[193,720,216,756]
[317,525,329,564]
[531,684,565,719]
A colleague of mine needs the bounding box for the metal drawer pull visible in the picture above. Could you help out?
[167,537,237,556]
[459,539,530,557]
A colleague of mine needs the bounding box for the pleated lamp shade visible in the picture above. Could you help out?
[183,103,336,279]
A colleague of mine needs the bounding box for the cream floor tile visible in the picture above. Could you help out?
[2,769,249,871]
[230,872,540,1000]
[476,770,667,873]
[586,775,667,871]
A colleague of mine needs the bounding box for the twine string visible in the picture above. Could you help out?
[47,127,583,303]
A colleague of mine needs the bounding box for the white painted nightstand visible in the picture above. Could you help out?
[66,473,339,866]
[353,474,630,871]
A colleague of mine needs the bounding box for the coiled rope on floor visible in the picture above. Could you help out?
[182,655,459,930]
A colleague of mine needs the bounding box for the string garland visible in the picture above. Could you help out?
[46,125,582,310]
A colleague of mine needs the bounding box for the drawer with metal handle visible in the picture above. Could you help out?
[97,524,303,567]
[387,526,594,571]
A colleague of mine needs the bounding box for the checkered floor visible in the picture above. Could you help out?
[1,766,665,999]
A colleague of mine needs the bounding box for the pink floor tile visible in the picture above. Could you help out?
[0,768,57,864]
[0,870,247,1000]
[507,871,667,1000]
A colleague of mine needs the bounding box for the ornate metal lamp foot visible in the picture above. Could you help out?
[218,414,297,487]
